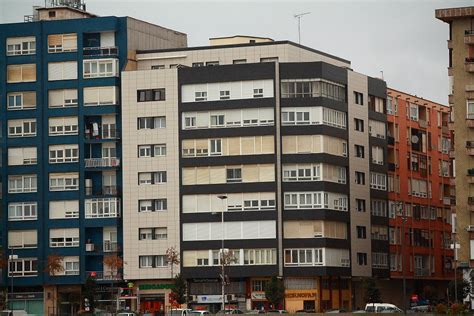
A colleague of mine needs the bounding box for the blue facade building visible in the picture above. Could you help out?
[0,3,186,314]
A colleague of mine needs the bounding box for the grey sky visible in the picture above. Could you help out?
[1,0,472,104]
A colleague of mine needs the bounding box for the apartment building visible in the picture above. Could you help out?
[436,6,474,307]
[0,1,186,314]
[376,89,454,307]
[121,36,388,312]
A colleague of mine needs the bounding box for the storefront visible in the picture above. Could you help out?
[135,282,173,316]
[284,289,318,313]
[250,292,268,311]
[8,292,43,315]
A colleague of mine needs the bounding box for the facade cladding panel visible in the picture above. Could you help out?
[0,6,186,315]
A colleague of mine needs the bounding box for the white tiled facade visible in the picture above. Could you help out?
[121,69,180,280]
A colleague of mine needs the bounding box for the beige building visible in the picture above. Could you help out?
[436,6,474,307]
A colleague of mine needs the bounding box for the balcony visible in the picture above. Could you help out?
[443,197,451,206]
[468,197,474,205]
[388,163,396,171]
[86,271,122,281]
[85,186,119,196]
[418,119,427,129]
[388,136,395,146]
[414,268,431,277]
[85,197,121,219]
[85,241,120,253]
[467,117,474,128]
[465,59,474,73]
[465,30,474,45]
[85,157,120,168]
[84,127,119,141]
[83,46,118,57]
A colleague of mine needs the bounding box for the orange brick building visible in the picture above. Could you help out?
[378,88,454,307]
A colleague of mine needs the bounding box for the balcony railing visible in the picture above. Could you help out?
[414,268,431,277]
[85,186,119,196]
[443,197,451,206]
[418,119,427,128]
[83,46,118,57]
[86,271,122,281]
[85,157,120,168]
[465,30,474,45]
[85,128,119,140]
[85,241,120,253]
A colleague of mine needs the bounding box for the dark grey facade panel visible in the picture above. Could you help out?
[182,265,279,279]
[180,126,276,139]
[282,182,349,194]
[371,215,389,226]
[282,209,350,222]
[181,211,277,223]
[181,182,277,194]
[280,97,348,112]
[282,154,348,167]
[369,110,387,122]
[283,266,351,277]
[281,125,348,139]
[370,189,389,200]
[181,239,278,251]
[283,238,350,249]
[279,62,348,85]
[368,76,387,99]
[180,154,276,167]
[179,97,276,112]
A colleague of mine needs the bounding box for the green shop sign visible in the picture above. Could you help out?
[139,284,174,290]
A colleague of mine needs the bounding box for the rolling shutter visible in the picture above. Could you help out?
[7,65,22,82]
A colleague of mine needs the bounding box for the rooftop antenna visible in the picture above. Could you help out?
[380,70,384,80]
[294,12,311,44]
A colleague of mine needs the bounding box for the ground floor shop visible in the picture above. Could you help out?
[126,280,173,315]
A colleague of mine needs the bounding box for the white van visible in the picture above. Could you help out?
[168,309,192,316]
[365,303,403,313]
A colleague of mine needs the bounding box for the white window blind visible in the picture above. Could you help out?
[48,61,78,81]
[8,147,37,166]
[49,200,79,219]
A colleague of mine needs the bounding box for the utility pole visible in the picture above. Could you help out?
[294,12,311,44]
[217,195,228,312]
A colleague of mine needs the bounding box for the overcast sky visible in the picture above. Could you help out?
[1,0,472,104]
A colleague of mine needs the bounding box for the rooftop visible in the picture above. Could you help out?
[435,6,474,22]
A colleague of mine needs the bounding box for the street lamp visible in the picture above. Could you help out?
[7,250,18,310]
[397,201,408,315]
[217,195,228,312]
[452,232,458,303]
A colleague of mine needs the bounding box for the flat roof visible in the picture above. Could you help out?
[387,87,449,109]
[136,40,351,65]
[435,6,474,21]
[209,35,274,41]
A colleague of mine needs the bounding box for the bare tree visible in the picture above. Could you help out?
[166,247,180,279]
[103,255,124,312]
[44,254,65,316]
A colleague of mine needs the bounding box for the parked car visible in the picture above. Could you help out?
[267,310,288,314]
[168,309,193,316]
[246,310,265,314]
[191,311,211,316]
[365,303,403,313]
[409,305,431,313]
[216,310,244,315]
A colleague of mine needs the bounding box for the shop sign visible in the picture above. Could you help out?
[251,293,266,300]
[197,295,227,303]
[285,292,316,299]
[9,292,43,300]
[139,284,173,290]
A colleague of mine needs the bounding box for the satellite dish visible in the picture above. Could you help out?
[411,135,419,144]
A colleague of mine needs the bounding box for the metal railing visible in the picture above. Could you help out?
[85,157,120,168]
[85,186,119,196]
[86,271,122,281]
[83,46,118,57]
[85,128,119,140]
[85,241,120,253]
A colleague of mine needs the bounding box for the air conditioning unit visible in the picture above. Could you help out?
[226,294,236,302]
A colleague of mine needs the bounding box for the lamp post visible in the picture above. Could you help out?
[452,232,458,304]
[397,201,408,315]
[7,250,18,310]
[217,195,228,312]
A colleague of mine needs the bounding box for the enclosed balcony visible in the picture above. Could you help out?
[83,31,118,57]
[465,30,474,45]
[85,197,121,219]
[467,141,474,155]
[465,58,474,73]
[86,270,122,281]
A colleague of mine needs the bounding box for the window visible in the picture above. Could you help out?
[48,33,77,52]
[357,253,367,265]
[284,249,323,266]
[139,227,167,240]
[8,202,37,221]
[386,96,394,115]
[354,92,364,105]
[253,88,264,98]
[8,230,37,249]
[370,172,387,191]
[8,175,37,193]
[7,91,36,110]
[192,62,204,67]
[206,61,219,66]
[210,139,222,155]
[371,200,387,217]
[355,145,364,158]
[49,89,78,108]
[138,171,167,185]
[372,146,384,165]
[354,118,364,132]
[410,103,419,121]
[355,172,365,185]
[50,228,79,247]
[371,226,388,241]
[138,144,166,157]
[139,199,167,212]
[220,90,230,100]
[139,255,166,268]
[357,226,367,239]
[49,173,79,191]
[233,59,247,64]
[137,116,166,129]
[49,200,79,219]
[48,61,78,81]
[137,89,166,102]
[281,79,345,101]
[9,258,38,277]
[85,198,120,218]
[282,164,346,183]
[467,100,474,119]
[260,57,279,63]
[243,249,276,265]
[83,59,119,78]
[182,108,274,129]
[226,168,242,183]
[284,191,348,211]
[356,199,366,212]
[84,86,118,106]
[7,36,36,55]
[252,280,268,292]
[8,119,36,138]
[7,64,36,83]
[62,257,80,275]
[372,253,388,269]
[49,144,79,163]
[369,120,386,139]
[370,96,385,113]
[8,147,37,166]
[195,91,207,101]
[151,65,165,70]
[49,116,78,136]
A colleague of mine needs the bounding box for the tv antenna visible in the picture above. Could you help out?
[294,12,311,44]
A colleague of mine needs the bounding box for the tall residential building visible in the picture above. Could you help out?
[436,6,474,307]
[376,89,454,307]
[0,1,186,314]
[121,37,388,313]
